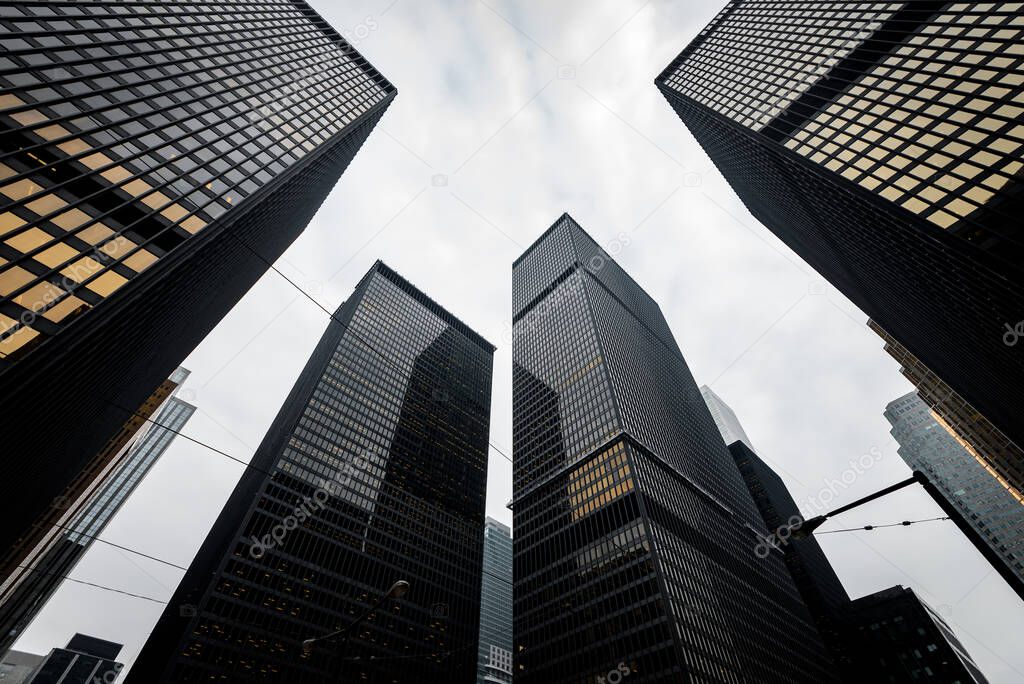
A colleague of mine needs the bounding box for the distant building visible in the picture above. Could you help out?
[843,586,987,683]
[872,319,1024,503]
[477,518,512,684]
[700,385,755,451]
[0,368,194,654]
[728,441,849,670]
[885,392,1024,587]
[10,634,124,684]
[0,650,44,684]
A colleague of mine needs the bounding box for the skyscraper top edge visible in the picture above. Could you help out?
[654,1,736,86]
[511,212,578,269]
[290,0,398,96]
[367,260,496,353]
[884,390,922,415]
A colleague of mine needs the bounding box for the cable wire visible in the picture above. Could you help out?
[14,564,168,605]
[815,518,950,532]
[45,520,189,572]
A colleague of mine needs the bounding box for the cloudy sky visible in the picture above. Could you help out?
[15,0,1024,680]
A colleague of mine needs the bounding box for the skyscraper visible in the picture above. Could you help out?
[885,392,1024,587]
[657,2,1024,462]
[728,441,850,671]
[476,518,512,684]
[0,368,194,655]
[701,385,756,452]
[0,2,396,558]
[129,262,494,683]
[871,319,1024,502]
[512,214,834,682]
[843,585,988,683]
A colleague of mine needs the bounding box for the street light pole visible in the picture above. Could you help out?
[792,471,1024,603]
[302,580,410,656]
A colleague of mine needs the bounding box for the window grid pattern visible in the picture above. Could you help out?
[661,2,1024,243]
[845,586,987,682]
[885,392,1024,581]
[513,257,619,494]
[0,0,391,360]
[513,216,835,683]
[69,395,195,542]
[136,264,493,682]
[661,1,900,131]
[871,319,1024,503]
[656,1,1024,480]
[785,4,1024,229]
[477,519,512,684]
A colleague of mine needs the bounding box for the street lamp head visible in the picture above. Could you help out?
[388,580,410,599]
[301,638,316,655]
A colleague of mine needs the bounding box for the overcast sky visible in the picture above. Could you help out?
[15,1,1024,680]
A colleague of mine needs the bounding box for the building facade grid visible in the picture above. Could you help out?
[513,214,834,683]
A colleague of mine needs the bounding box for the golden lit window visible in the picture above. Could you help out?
[0,265,35,296]
[4,227,53,253]
[0,212,27,238]
[0,324,40,358]
[36,242,80,269]
[77,223,115,245]
[85,269,128,297]
[42,294,88,323]
[51,208,92,231]
[1,178,41,202]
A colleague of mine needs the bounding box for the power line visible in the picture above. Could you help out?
[47,520,189,572]
[10,241,520,612]
[817,516,951,535]
[15,564,167,605]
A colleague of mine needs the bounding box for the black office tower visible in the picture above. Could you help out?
[511,214,834,682]
[128,262,493,682]
[728,441,850,672]
[657,3,1024,456]
[843,585,988,683]
[0,2,395,559]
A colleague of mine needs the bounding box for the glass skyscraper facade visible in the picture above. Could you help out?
[476,518,512,684]
[843,585,988,683]
[0,1,395,560]
[129,262,494,683]
[872,319,1024,503]
[728,441,850,672]
[701,385,756,452]
[885,391,1024,587]
[512,214,834,683]
[658,2,1024,471]
[0,367,194,655]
